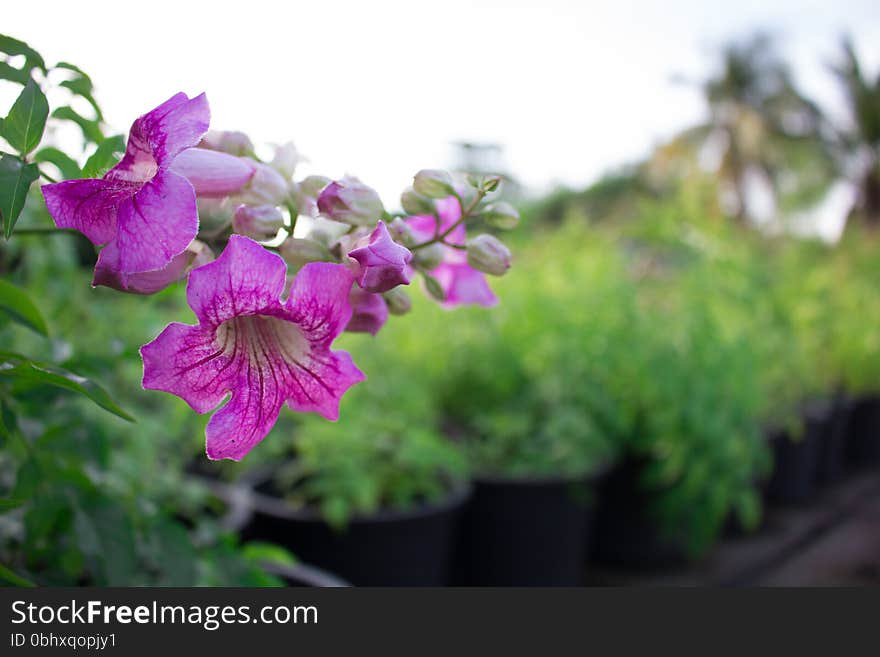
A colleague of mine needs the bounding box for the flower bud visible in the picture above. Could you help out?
[347,221,413,293]
[197,197,235,232]
[317,177,384,226]
[238,163,290,206]
[279,237,333,270]
[482,201,520,229]
[170,148,256,198]
[412,242,445,271]
[413,169,455,199]
[388,217,416,245]
[345,287,389,336]
[466,234,511,276]
[291,175,331,218]
[233,204,285,241]
[200,130,254,156]
[400,186,435,215]
[270,142,302,180]
[383,287,412,316]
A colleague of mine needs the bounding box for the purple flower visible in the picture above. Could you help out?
[141,235,365,461]
[42,93,250,288]
[406,196,498,308]
[93,239,214,295]
[347,220,412,293]
[345,287,389,336]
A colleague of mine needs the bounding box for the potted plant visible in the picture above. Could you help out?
[231,374,470,586]
[431,240,628,585]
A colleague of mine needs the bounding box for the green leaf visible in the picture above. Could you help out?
[0,563,35,587]
[0,279,48,336]
[82,135,125,178]
[0,62,30,85]
[0,34,46,83]
[34,147,81,180]
[0,35,46,69]
[0,153,40,239]
[242,542,298,568]
[2,79,49,155]
[56,65,103,121]
[0,351,135,422]
[51,106,103,144]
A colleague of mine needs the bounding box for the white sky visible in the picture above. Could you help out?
[5,0,880,206]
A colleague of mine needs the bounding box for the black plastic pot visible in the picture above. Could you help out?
[816,395,851,485]
[764,405,826,505]
[237,483,470,586]
[846,395,880,468]
[590,458,688,569]
[453,474,596,586]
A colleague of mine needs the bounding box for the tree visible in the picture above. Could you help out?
[829,37,880,228]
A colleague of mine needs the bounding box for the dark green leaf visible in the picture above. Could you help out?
[82,135,125,178]
[0,351,135,422]
[2,79,49,154]
[0,279,48,336]
[51,106,103,144]
[34,147,81,180]
[0,153,40,238]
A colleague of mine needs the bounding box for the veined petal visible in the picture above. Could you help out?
[141,322,236,413]
[169,148,255,197]
[186,235,288,327]
[109,92,210,181]
[41,178,138,245]
[109,169,199,275]
[285,349,365,421]
[203,313,363,459]
[285,262,356,347]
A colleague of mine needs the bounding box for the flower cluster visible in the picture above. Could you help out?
[41,93,518,460]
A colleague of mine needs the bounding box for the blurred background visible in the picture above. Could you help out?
[1,0,880,586]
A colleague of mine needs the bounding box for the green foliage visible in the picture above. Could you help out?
[2,79,49,155]
[0,154,39,238]
[0,278,48,335]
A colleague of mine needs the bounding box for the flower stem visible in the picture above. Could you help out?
[410,190,486,251]
[38,167,58,184]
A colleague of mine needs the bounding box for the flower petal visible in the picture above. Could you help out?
[169,148,255,197]
[115,92,210,174]
[106,169,199,276]
[186,234,288,327]
[285,350,365,421]
[434,262,498,308]
[141,322,235,413]
[204,356,287,461]
[41,178,138,245]
[285,262,356,347]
